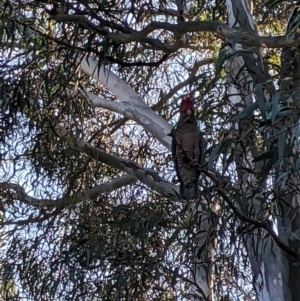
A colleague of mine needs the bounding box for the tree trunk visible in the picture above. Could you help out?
[225,1,291,300]
[277,7,300,301]
[188,197,215,301]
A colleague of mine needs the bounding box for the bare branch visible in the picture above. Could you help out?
[0,175,137,208]
[52,13,300,49]
[111,21,300,48]
[55,125,179,201]
[80,57,173,150]
[152,58,214,110]
[51,14,176,53]
[104,53,170,67]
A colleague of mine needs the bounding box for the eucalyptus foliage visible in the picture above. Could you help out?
[0,0,299,300]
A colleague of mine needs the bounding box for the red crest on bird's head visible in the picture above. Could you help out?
[180,94,194,115]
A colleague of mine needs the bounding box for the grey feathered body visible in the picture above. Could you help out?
[171,116,203,200]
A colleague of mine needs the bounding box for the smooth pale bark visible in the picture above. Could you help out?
[55,125,179,201]
[188,199,215,301]
[278,7,300,301]
[5,3,300,300]
[0,70,180,207]
[1,57,179,214]
[81,59,215,299]
[81,34,214,301]
[226,1,288,300]
[73,61,217,297]
[0,175,136,207]
[80,57,173,150]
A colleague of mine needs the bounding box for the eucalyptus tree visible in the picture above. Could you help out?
[0,0,299,300]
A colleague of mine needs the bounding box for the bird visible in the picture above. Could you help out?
[169,94,203,200]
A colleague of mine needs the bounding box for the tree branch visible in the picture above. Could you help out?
[55,125,179,201]
[152,58,214,110]
[80,57,173,150]
[52,13,300,49]
[109,22,300,48]
[104,53,170,67]
[51,14,176,53]
[0,175,137,208]
[201,169,300,260]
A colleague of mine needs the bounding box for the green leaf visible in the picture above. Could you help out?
[253,150,276,162]
[278,127,286,161]
[259,151,279,184]
[266,0,283,9]
[214,49,228,79]
[0,27,3,44]
[235,191,247,214]
[85,249,91,266]
[232,102,258,121]
[255,83,266,120]
[276,108,293,118]
[274,171,288,189]
[208,144,222,170]
[290,228,300,241]
[293,158,300,173]
[208,138,233,170]
[271,93,280,123]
